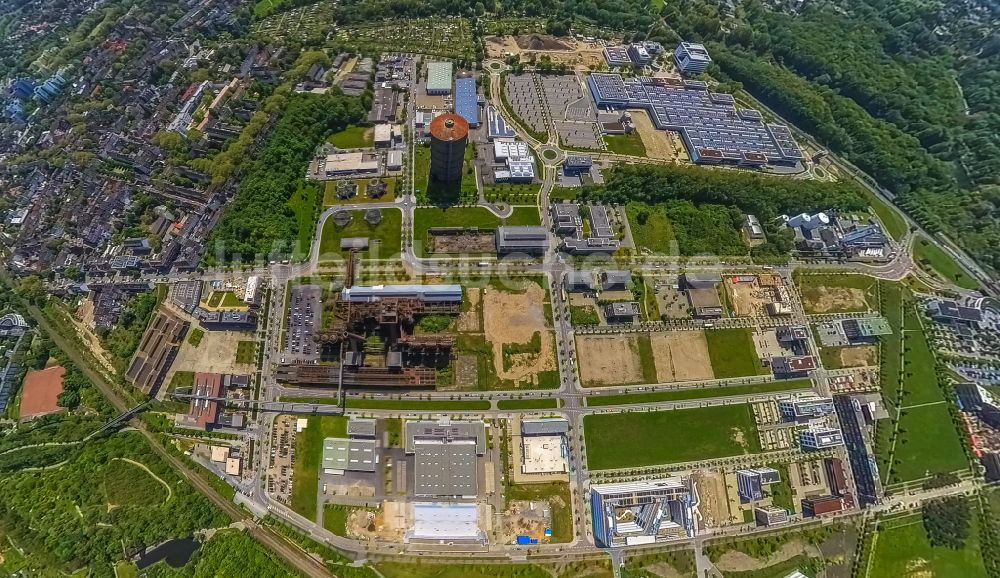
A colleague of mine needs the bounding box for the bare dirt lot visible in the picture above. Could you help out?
[431,232,495,254]
[692,470,732,528]
[631,110,679,161]
[163,320,254,395]
[485,36,606,68]
[715,540,817,572]
[500,500,553,544]
[457,288,482,332]
[725,278,774,317]
[576,334,643,386]
[649,331,714,383]
[482,283,556,384]
[839,345,878,367]
[800,286,868,314]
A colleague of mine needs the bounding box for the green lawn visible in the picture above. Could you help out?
[569,305,600,326]
[705,328,766,378]
[586,379,812,406]
[636,334,657,383]
[323,503,372,537]
[290,416,348,520]
[899,305,944,406]
[168,370,195,392]
[413,206,540,257]
[235,341,256,365]
[767,463,794,511]
[887,402,968,484]
[187,328,205,347]
[377,563,551,578]
[604,133,647,157]
[344,398,491,411]
[866,191,908,241]
[496,398,559,410]
[327,125,373,149]
[626,202,675,254]
[384,418,403,447]
[869,514,987,578]
[289,182,321,259]
[483,181,542,203]
[318,208,403,261]
[323,178,397,206]
[584,405,761,469]
[913,237,980,290]
[220,292,244,307]
[505,482,573,543]
[796,273,878,314]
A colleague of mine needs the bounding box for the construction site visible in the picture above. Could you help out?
[276,284,462,389]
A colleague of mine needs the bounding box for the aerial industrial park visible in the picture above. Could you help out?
[1,1,999,577]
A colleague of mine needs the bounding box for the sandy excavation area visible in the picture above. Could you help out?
[650,331,715,383]
[576,334,643,386]
[801,286,868,313]
[632,110,679,161]
[839,345,878,367]
[482,283,555,385]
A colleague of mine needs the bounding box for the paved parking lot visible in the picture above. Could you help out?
[537,74,601,148]
[554,120,601,149]
[284,284,321,362]
[504,74,548,133]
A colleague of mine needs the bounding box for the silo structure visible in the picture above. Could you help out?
[429,113,469,183]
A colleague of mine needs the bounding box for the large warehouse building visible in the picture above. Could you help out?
[405,420,485,498]
[454,76,480,127]
[429,113,469,183]
[425,61,453,94]
[587,73,803,168]
[591,478,695,547]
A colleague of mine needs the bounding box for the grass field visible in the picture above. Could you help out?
[913,237,980,290]
[584,405,761,469]
[327,125,373,149]
[705,328,765,378]
[898,306,943,406]
[235,341,256,365]
[318,208,403,261]
[323,503,373,537]
[384,418,402,447]
[187,328,205,347]
[604,133,647,157]
[888,402,968,484]
[869,513,987,578]
[625,202,675,254]
[323,177,397,206]
[377,563,551,578]
[866,192,908,241]
[291,416,348,520]
[289,182,321,259]
[413,206,540,257]
[505,482,573,543]
[344,398,491,411]
[497,398,559,410]
[797,273,878,314]
[586,379,812,406]
[169,370,195,392]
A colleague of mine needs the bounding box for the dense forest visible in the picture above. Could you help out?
[662,0,1000,272]
[207,91,367,262]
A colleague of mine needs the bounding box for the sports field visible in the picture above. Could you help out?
[869,513,987,578]
[705,328,765,378]
[584,405,761,469]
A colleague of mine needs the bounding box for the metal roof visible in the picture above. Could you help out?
[521,418,569,436]
[408,502,484,542]
[454,77,479,127]
[341,284,463,303]
[426,62,453,92]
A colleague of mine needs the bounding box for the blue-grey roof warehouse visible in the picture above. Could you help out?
[454,77,480,128]
[588,73,803,168]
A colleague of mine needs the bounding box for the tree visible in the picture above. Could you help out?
[922,496,971,549]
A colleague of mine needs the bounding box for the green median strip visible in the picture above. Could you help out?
[585,379,812,407]
[345,398,491,411]
[497,398,560,410]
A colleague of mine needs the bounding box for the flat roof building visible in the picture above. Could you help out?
[496,226,549,255]
[341,284,463,303]
[780,396,836,422]
[320,152,380,178]
[454,77,479,127]
[487,106,516,140]
[771,355,817,377]
[755,505,790,527]
[736,467,781,502]
[348,418,377,438]
[674,42,712,75]
[426,62,453,94]
[591,478,695,547]
[799,426,844,451]
[521,418,569,436]
[406,502,485,544]
[605,301,641,323]
[603,45,633,68]
[322,437,377,474]
[405,420,485,498]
